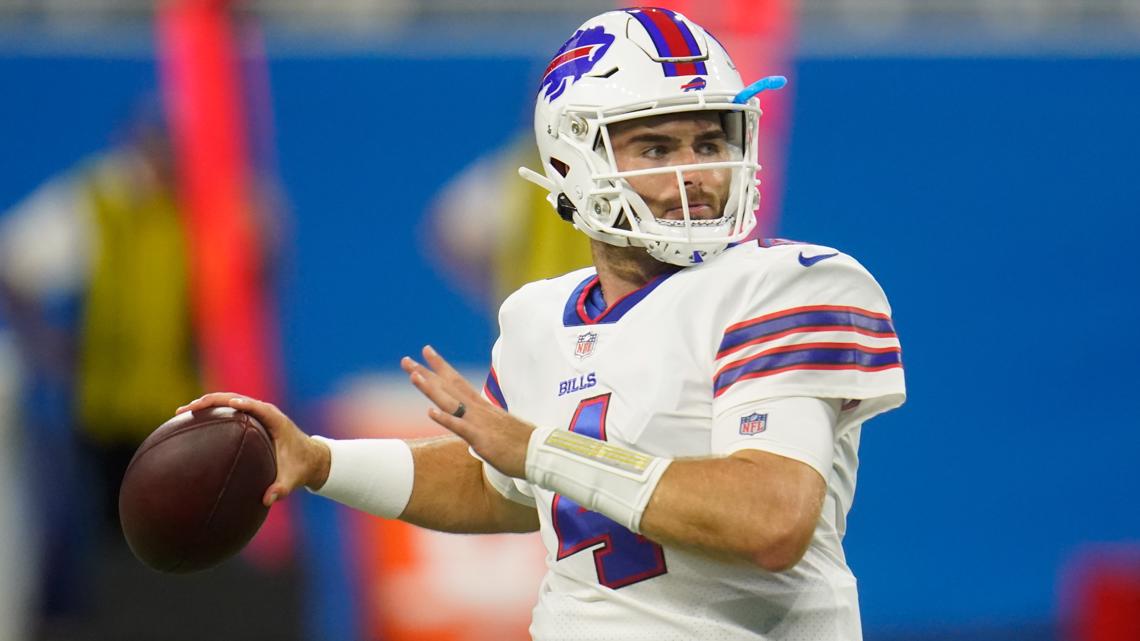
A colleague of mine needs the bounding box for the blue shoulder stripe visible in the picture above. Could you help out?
[719,306,896,358]
[713,345,902,397]
[484,367,507,410]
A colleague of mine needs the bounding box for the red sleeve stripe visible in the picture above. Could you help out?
[719,305,895,359]
[717,324,898,360]
[724,305,891,334]
[713,342,902,397]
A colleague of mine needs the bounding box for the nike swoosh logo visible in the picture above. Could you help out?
[798,251,839,267]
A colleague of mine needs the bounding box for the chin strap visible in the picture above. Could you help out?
[733,75,788,104]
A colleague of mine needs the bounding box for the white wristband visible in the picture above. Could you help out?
[310,436,414,519]
[525,426,671,533]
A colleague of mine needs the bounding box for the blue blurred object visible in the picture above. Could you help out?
[733,75,787,103]
[2,46,1138,641]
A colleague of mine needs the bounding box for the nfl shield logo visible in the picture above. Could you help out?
[574,332,598,359]
[739,412,768,435]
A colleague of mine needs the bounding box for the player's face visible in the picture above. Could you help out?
[608,112,736,222]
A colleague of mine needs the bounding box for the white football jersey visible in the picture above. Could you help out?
[481,241,905,641]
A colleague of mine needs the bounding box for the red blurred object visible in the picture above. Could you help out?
[156,0,292,568]
[1064,548,1140,641]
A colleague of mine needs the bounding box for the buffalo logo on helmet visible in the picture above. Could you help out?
[541,26,615,102]
[739,412,768,435]
[681,77,707,92]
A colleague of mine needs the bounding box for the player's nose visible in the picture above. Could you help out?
[680,165,705,188]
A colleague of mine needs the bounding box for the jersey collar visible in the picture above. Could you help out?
[562,271,676,327]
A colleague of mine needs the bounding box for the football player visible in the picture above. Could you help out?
[181,7,905,640]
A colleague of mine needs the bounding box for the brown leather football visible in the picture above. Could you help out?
[118,406,276,573]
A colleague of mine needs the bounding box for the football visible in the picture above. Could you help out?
[118,406,277,573]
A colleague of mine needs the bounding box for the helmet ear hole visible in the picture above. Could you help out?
[550,158,570,177]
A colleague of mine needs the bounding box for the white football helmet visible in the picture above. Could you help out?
[520,7,784,266]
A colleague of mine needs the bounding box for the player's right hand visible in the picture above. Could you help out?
[176,393,332,507]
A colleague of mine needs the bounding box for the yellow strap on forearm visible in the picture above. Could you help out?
[525,426,671,533]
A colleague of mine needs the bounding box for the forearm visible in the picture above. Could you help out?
[525,426,824,571]
[400,436,538,534]
[313,434,537,535]
[639,451,825,570]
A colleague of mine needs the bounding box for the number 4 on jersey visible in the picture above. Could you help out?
[551,393,668,589]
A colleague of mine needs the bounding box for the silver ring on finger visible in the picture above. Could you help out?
[452,402,467,418]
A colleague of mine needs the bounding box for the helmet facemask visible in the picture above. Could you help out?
[546,97,762,266]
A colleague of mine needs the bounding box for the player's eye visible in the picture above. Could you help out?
[696,141,725,156]
[642,145,668,159]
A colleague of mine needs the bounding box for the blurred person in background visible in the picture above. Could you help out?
[429,137,593,309]
[182,7,905,640]
[0,320,35,641]
[0,100,200,634]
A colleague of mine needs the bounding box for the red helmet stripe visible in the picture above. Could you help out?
[639,8,701,58]
[628,7,706,76]
[544,45,595,78]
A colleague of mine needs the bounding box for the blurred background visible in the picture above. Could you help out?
[1,1,1139,640]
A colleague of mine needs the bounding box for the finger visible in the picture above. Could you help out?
[422,346,482,401]
[177,392,245,414]
[176,394,211,413]
[409,370,461,416]
[427,406,474,441]
[262,482,288,507]
[402,355,448,389]
[400,355,426,376]
[422,345,467,386]
[228,397,287,436]
[413,350,500,420]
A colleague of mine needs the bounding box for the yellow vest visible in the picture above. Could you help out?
[76,152,201,443]
[492,141,592,302]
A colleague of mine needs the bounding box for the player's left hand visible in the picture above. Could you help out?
[402,345,534,479]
